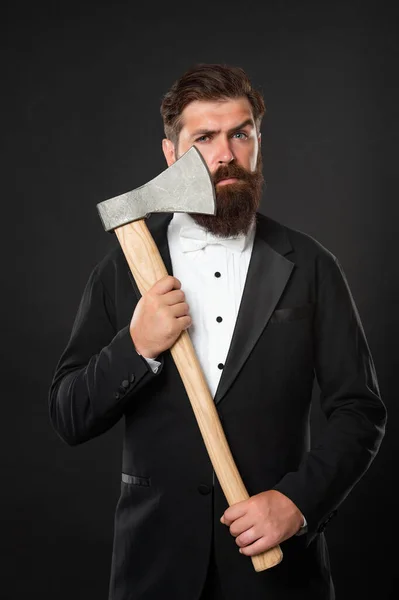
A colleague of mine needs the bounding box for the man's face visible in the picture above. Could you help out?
[162,97,264,237]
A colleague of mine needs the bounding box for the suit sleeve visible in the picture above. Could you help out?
[48,264,162,446]
[273,256,387,542]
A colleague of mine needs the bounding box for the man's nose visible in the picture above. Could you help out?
[215,138,234,164]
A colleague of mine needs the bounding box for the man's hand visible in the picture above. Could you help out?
[130,275,191,358]
[220,490,304,556]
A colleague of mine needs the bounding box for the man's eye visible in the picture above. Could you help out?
[233,132,248,139]
[196,135,210,142]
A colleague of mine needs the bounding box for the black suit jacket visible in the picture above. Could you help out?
[49,212,386,600]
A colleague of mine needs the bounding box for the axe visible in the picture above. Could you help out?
[97,146,283,572]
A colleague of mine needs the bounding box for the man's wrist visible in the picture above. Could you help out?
[136,351,161,374]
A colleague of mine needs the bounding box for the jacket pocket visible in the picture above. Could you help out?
[121,473,151,487]
[269,303,314,324]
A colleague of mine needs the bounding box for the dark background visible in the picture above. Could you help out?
[4,1,398,598]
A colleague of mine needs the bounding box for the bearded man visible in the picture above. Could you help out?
[49,63,386,600]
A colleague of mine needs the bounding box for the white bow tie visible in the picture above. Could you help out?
[179,225,247,254]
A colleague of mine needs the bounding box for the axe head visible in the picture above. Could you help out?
[97,146,216,232]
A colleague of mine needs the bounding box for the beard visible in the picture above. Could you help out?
[190,152,264,238]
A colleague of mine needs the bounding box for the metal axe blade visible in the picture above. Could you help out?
[96,146,216,232]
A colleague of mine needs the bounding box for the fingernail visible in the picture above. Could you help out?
[220,516,224,524]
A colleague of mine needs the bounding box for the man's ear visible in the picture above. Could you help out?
[162,138,177,167]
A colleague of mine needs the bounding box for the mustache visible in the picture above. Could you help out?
[212,163,255,185]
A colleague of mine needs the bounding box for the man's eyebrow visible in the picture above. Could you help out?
[227,118,255,134]
[190,118,255,138]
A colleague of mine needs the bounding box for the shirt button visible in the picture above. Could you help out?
[198,484,212,495]
[122,380,129,388]
[218,363,224,370]
[216,316,223,323]
[214,271,221,278]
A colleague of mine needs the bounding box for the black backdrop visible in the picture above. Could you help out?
[4,1,398,598]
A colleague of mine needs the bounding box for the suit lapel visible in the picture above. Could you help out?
[150,213,174,275]
[214,214,295,405]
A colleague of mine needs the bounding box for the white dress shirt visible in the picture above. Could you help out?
[167,212,255,397]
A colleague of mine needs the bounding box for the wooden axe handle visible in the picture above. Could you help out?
[115,218,283,572]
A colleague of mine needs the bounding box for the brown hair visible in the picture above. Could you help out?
[160,63,266,147]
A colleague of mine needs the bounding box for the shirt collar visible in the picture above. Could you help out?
[168,212,256,254]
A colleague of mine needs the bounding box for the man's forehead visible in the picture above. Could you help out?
[180,98,255,133]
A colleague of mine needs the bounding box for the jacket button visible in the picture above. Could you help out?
[114,392,120,400]
[121,380,129,388]
[198,484,212,495]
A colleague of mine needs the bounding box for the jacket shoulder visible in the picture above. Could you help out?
[257,212,339,269]
[93,241,127,282]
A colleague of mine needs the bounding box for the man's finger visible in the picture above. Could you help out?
[235,527,259,548]
[152,276,181,295]
[238,537,272,557]
[176,315,192,330]
[220,500,249,526]
[163,289,186,305]
[227,515,255,538]
[170,302,190,318]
